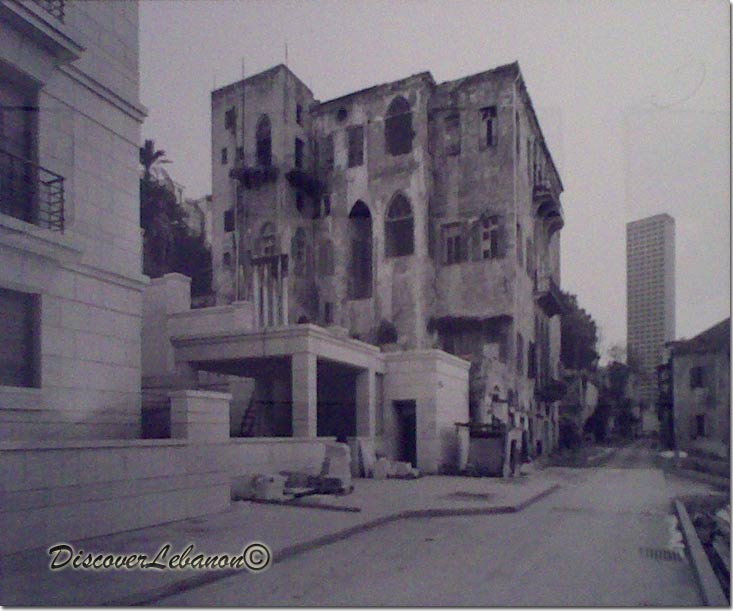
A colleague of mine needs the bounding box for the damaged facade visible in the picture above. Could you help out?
[198,61,565,465]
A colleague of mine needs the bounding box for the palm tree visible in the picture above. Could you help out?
[139,139,177,275]
[139,139,171,182]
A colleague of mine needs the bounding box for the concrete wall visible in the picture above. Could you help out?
[383,350,469,473]
[227,437,329,478]
[0,439,230,555]
[0,1,146,440]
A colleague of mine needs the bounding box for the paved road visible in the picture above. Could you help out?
[158,442,713,606]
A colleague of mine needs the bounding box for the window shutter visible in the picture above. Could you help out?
[497,218,508,258]
[469,222,481,261]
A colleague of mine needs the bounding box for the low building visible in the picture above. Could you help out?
[668,318,730,457]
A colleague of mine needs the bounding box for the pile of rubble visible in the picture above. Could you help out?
[372,457,421,480]
[232,442,353,503]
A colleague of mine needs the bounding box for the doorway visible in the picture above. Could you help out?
[394,400,417,467]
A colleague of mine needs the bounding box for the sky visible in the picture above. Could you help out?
[139,0,730,356]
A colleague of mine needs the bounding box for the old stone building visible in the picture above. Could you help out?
[668,318,730,458]
[208,61,565,458]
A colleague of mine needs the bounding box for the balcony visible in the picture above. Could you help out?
[534,275,566,317]
[228,151,280,190]
[533,181,564,236]
[0,0,82,64]
[0,148,64,231]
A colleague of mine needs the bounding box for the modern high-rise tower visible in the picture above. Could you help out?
[626,213,676,409]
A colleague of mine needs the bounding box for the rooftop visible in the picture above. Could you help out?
[670,318,730,356]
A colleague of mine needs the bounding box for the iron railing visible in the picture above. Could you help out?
[0,148,65,231]
[32,0,65,22]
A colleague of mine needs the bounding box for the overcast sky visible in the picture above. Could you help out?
[139,0,730,355]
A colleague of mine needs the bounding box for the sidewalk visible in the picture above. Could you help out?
[1,472,560,606]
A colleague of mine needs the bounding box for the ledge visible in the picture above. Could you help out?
[0,0,84,63]
[0,212,83,263]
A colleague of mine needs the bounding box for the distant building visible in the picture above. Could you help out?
[668,318,730,458]
[626,213,675,429]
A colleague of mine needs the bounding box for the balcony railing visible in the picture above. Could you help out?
[0,149,65,231]
[32,0,65,22]
[534,274,566,317]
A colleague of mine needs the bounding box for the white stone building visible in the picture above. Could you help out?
[0,0,146,440]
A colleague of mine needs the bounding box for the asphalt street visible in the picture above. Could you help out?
[157,442,714,606]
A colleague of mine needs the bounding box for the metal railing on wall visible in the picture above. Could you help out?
[0,148,65,231]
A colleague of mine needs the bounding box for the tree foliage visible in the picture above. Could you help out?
[139,140,212,297]
[560,292,599,371]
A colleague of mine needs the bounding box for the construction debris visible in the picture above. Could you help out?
[373,457,421,480]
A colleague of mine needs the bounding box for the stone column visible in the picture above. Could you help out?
[252,265,260,328]
[355,368,376,437]
[169,390,232,441]
[291,352,317,437]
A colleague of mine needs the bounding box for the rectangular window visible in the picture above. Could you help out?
[481,216,501,259]
[295,138,304,169]
[690,366,705,389]
[223,209,234,232]
[444,114,461,156]
[516,333,524,374]
[236,146,244,161]
[324,302,334,325]
[224,106,236,132]
[347,125,364,167]
[322,195,331,216]
[516,223,523,265]
[320,134,334,170]
[296,103,303,126]
[0,287,39,388]
[221,147,228,165]
[480,106,497,149]
[351,238,372,299]
[528,341,536,378]
[442,223,465,265]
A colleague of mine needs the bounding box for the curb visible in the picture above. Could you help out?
[674,499,728,606]
[665,467,730,490]
[104,483,561,606]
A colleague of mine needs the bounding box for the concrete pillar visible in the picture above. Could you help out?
[169,390,232,441]
[252,265,260,328]
[355,368,376,437]
[291,352,317,437]
[282,258,289,325]
[262,264,270,327]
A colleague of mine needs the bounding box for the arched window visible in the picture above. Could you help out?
[257,222,276,256]
[256,115,271,167]
[385,96,413,156]
[349,201,372,299]
[317,240,334,276]
[385,193,414,257]
[291,228,307,277]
